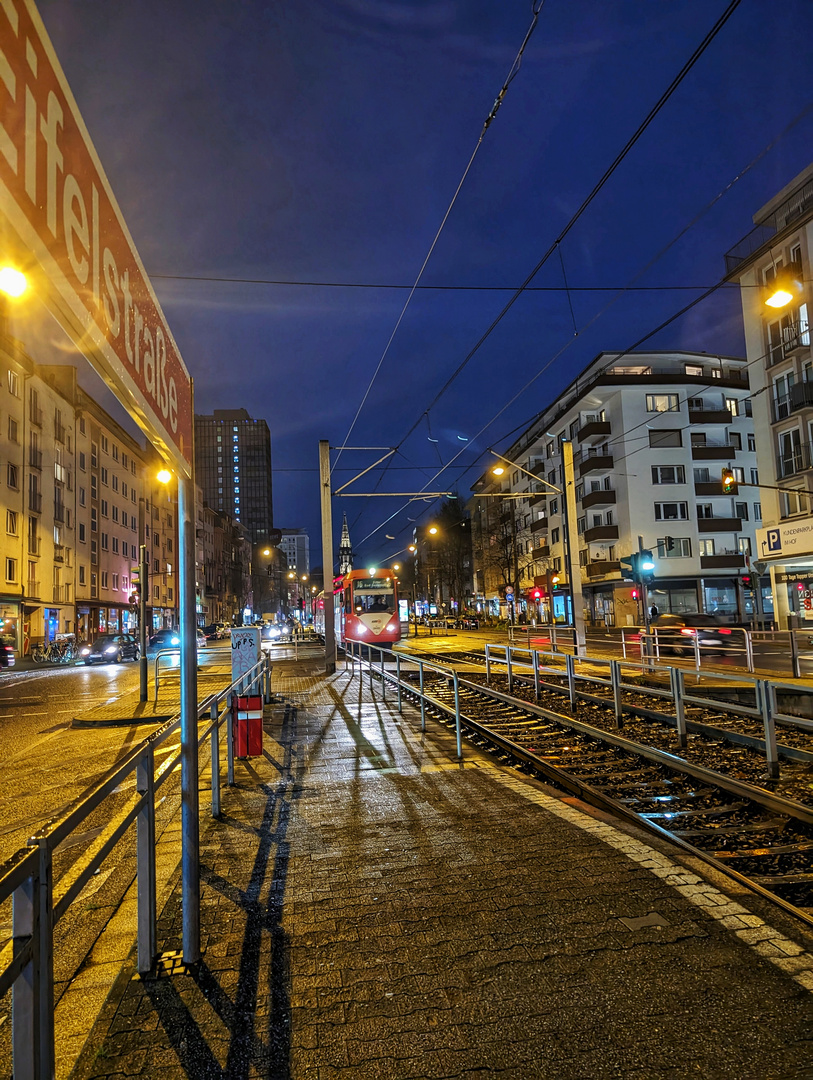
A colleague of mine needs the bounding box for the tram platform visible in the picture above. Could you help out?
[70,648,813,1079]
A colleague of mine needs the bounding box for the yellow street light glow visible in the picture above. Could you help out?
[288,572,295,579]
[492,465,505,476]
[765,288,794,309]
[262,548,271,556]
[156,468,172,484]
[393,563,400,570]
[428,526,438,535]
[408,545,416,553]
[0,267,27,298]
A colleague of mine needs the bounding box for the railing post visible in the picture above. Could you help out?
[419,659,426,733]
[611,659,622,727]
[453,669,462,759]
[485,643,491,684]
[621,629,627,660]
[551,624,558,652]
[758,679,780,780]
[369,645,374,694]
[693,631,701,672]
[265,653,272,703]
[380,646,386,700]
[671,666,687,749]
[506,646,513,693]
[566,653,576,711]
[12,866,37,1080]
[744,630,754,674]
[396,653,402,714]
[35,838,55,1080]
[227,694,235,786]
[790,631,801,679]
[210,700,221,818]
[136,743,157,973]
[532,648,540,701]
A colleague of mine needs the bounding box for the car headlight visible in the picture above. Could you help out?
[171,636,179,646]
[105,646,118,655]
[80,646,90,656]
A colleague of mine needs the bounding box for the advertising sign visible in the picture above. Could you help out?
[756,517,813,561]
[0,1,193,472]
[231,627,261,683]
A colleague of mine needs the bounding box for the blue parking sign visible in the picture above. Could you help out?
[766,529,782,552]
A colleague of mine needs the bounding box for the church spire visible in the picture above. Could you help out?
[339,513,353,575]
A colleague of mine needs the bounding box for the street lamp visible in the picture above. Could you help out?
[764,265,803,309]
[0,266,28,298]
[489,447,585,654]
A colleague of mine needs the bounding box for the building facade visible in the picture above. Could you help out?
[194,409,273,544]
[726,163,813,627]
[471,351,764,626]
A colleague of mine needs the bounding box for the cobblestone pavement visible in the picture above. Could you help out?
[71,656,813,1079]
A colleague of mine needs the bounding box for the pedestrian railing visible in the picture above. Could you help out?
[0,652,271,1079]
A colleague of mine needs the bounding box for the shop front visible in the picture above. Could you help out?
[77,603,140,644]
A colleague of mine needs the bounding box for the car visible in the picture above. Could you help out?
[0,638,15,667]
[202,623,222,641]
[79,633,140,664]
[148,628,181,650]
[197,629,207,649]
[650,613,734,656]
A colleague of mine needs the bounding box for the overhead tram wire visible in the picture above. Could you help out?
[329,1,547,481]
[389,0,743,455]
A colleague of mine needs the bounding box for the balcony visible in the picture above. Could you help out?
[700,554,746,570]
[578,454,613,478]
[54,422,66,444]
[581,488,616,509]
[54,503,65,523]
[26,580,40,598]
[530,516,548,534]
[27,536,40,556]
[29,405,42,427]
[585,560,620,578]
[768,322,811,368]
[697,517,742,533]
[52,584,70,604]
[531,545,550,560]
[695,480,737,496]
[53,544,64,563]
[773,381,813,422]
[28,491,41,514]
[777,444,812,479]
[691,444,736,461]
[28,449,42,470]
[577,420,611,443]
[688,408,732,425]
[528,493,547,509]
[583,524,618,543]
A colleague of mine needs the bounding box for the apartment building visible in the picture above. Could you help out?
[471,350,763,627]
[725,163,813,627]
[195,409,273,544]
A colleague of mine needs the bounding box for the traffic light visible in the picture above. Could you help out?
[621,551,655,583]
[531,588,542,601]
[722,467,736,493]
[663,536,675,552]
[545,570,560,595]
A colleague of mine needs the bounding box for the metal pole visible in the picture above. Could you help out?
[506,646,513,693]
[319,440,336,674]
[136,744,157,973]
[671,666,687,748]
[210,701,221,818]
[396,653,402,713]
[12,870,36,1079]
[562,441,586,656]
[611,659,622,726]
[35,838,55,1080]
[759,680,779,779]
[453,670,462,759]
[566,652,576,710]
[532,648,540,700]
[139,542,149,701]
[790,630,801,679]
[485,643,491,684]
[380,646,386,700]
[419,658,426,732]
[178,474,200,964]
[227,696,235,786]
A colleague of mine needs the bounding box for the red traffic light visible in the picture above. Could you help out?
[631,589,639,600]
[531,589,541,600]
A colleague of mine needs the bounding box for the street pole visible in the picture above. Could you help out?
[510,506,519,625]
[178,472,200,964]
[319,440,336,673]
[138,543,148,701]
[562,441,586,655]
[639,534,652,640]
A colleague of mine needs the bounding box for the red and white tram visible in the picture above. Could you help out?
[314,568,401,646]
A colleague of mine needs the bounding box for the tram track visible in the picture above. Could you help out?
[386,651,813,924]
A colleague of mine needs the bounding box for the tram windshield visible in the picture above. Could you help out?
[353,580,395,614]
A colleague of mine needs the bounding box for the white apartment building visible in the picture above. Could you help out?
[471,350,763,627]
[726,163,813,627]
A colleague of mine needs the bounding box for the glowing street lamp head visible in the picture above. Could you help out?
[156,468,172,484]
[368,566,376,576]
[0,267,27,299]
[393,563,400,571]
[428,526,438,535]
[408,545,416,553]
[262,548,271,556]
[492,465,505,476]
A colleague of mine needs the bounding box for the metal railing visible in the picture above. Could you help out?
[0,652,271,1078]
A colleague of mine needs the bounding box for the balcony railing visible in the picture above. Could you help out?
[53,544,64,563]
[777,443,812,479]
[54,503,65,523]
[695,480,738,496]
[52,584,70,604]
[688,408,732,425]
[26,580,40,598]
[581,488,616,509]
[769,323,811,368]
[28,449,42,470]
[29,405,42,427]
[577,420,611,443]
[584,560,620,578]
[582,524,619,543]
[530,517,548,534]
[28,491,42,514]
[691,444,736,461]
[699,553,746,570]
[27,536,40,556]
[773,381,813,422]
[531,545,550,560]
[697,517,742,533]
[578,454,613,478]
[528,493,547,509]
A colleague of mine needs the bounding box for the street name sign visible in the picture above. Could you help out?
[0,0,193,473]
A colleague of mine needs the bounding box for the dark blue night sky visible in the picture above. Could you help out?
[33,0,813,568]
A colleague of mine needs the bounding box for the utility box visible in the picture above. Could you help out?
[234,695,263,757]
[231,626,261,683]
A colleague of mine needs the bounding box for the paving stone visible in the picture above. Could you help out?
[70,658,813,1080]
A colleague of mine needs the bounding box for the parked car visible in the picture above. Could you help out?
[202,623,222,641]
[79,633,140,664]
[650,613,733,656]
[148,628,180,650]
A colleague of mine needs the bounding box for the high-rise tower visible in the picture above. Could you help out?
[194,409,273,543]
[339,513,353,575]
